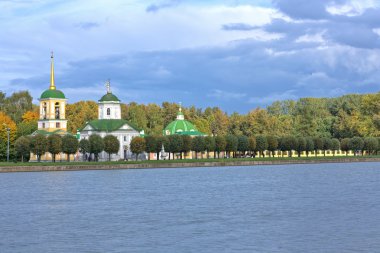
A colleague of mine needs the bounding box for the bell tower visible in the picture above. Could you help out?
[38,52,68,132]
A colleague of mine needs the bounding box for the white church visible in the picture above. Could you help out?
[79,81,144,161]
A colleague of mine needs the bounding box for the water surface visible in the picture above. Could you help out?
[1,162,380,252]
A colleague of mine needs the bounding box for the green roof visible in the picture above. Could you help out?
[40,89,66,99]
[83,119,140,132]
[99,93,120,102]
[164,119,205,136]
[32,129,72,136]
[177,131,206,136]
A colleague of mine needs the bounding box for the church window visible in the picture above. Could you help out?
[55,102,60,119]
[107,108,111,116]
[42,123,45,128]
[56,122,60,128]
[124,136,127,141]
[43,102,47,119]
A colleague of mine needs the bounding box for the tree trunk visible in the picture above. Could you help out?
[21,155,24,163]
[67,153,70,162]
[136,153,138,161]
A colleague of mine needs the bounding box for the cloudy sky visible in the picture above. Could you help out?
[1,0,380,112]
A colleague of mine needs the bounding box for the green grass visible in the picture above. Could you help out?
[1,155,380,167]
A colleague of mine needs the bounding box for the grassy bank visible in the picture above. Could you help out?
[1,155,380,167]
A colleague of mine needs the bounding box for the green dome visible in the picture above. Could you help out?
[99,92,120,102]
[40,89,65,99]
[164,119,198,135]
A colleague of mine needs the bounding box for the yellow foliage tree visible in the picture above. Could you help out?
[66,101,98,133]
[0,111,17,144]
[22,111,39,122]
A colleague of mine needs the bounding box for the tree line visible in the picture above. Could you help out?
[1,90,380,161]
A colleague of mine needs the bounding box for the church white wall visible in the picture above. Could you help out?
[98,103,121,120]
[79,130,141,161]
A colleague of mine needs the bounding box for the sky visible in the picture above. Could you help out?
[1,0,380,113]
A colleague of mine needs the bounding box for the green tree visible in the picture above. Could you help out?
[305,137,314,157]
[363,137,378,155]
[322,137,332,156]
[279,136,297,157]
[256,135,268,157]
[192,136,205,159]
[79,139,90,161]
[331,138,340,156]
[14,136,31,162]
[204,136,215,159]
[167,135,183,160]
[103,135,120,161]
[248,136,256,157]
[225,135,238,158]
[237,135,249,157]
[181,135,192,159]
[30,134,48,162]
[313,137,323,157]
[62,135,79,162]
[266,136,278,157]
[144,136,157,160]
[89,134,104,161]
[47,134,62,162]
[215,136,226,159]
[348,137,364,156]
[130,136,146,161]
[340,138,350,156]
[295,137,306,157]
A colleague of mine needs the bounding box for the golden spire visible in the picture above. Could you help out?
[50,51,56,90]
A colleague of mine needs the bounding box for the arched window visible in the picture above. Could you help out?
[107,108,111,116]
[43,102,47,119]
[55,102,60,119]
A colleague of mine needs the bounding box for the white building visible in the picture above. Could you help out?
[79,82,144,161]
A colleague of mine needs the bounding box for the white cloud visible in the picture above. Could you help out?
[326,0,379,16]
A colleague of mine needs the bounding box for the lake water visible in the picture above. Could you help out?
[1,162,380,252]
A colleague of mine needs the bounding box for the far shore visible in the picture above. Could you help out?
[1,156,380,173]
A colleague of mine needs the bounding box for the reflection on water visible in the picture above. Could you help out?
[1,162,380,252]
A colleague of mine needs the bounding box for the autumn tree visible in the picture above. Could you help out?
[103,135,120,161]
[0,112,17,161]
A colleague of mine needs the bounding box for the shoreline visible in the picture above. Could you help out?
[1,157,380,173]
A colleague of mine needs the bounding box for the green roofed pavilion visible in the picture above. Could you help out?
[163,106,205,136]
